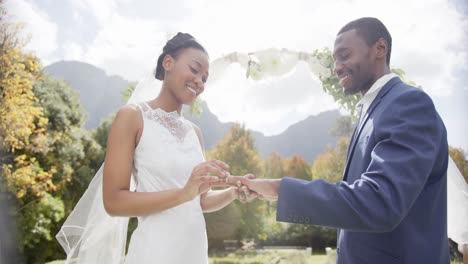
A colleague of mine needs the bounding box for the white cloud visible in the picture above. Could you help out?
[82,14,168,80]
[9,0,468,149]
[4,0,58,64]
[389,0,468,97]
[62,41,84,61]
[65,0,192,80]
[69,0,117,27]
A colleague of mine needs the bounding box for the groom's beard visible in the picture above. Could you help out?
[343,87,358,95]
[343,78,374,96]
[343,86,361,95]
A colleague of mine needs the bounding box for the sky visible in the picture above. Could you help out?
[4,0,468,151]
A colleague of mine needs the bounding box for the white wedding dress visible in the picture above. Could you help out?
[56,101,209,264]
[124,102,208,263]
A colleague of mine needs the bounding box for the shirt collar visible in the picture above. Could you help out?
[357,73,398,120]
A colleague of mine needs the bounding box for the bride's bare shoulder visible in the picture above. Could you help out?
[112,104,143,130]
[118,103,140,114]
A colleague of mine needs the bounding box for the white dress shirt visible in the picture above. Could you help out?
[356,73,398,124]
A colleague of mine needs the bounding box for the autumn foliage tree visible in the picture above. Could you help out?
[0,8,62,256]
[263,152,284,179]
[205,124,266,249]
[283,155,312,181]
[312,137,349,183]
[0,6,54,200]
[0,6,103,262]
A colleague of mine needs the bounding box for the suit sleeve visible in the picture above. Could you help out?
[276,90,445,232]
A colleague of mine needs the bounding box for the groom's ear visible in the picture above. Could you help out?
[374,37,388,62]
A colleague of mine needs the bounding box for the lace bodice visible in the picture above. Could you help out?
[138,102,193,143]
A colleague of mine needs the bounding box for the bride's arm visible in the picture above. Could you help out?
[199,178,257,212]
[200,188,238,213]
[103,106,227,217]
[191,124,257,213]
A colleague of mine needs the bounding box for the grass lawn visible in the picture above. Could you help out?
[46,252,329,264]
[47,252,464,264]
[209,251,329,264]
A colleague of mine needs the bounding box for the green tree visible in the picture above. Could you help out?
[312,137,349,183]
[0,7,105,261]
[206,124,265,250]
[19,75,102,262]
[0,8,65,263]
[263,152,284,179]
[92,114,114,157]
[208,124,262,177]
[0,6,53,200]
[33,75,103,203]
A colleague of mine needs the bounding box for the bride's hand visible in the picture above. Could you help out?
[183,160,230,201]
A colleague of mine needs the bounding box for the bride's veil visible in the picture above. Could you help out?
[55,68,162,264]
[447,157,468,252]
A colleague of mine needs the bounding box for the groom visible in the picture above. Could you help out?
[229,17,450,264]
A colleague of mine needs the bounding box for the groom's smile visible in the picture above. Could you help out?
[339,72,352,88]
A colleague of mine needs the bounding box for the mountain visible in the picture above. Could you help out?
[184,102,339,161]
[45,61,340,162]
[45,61,131,129]
[253,110,339,160]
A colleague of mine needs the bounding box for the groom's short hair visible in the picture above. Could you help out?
[338,17,392,66]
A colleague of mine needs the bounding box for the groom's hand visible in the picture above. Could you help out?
[234,174,258,203]
[227,176,281,201]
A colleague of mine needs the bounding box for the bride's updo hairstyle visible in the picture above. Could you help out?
[155,32,207,81]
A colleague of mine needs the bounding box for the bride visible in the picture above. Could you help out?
[56,32,256,264]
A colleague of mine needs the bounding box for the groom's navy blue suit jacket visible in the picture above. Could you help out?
[276,77,450,264]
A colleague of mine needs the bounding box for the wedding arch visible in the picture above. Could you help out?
[205,48,361,117]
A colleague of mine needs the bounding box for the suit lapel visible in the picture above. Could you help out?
[342,77,402,181]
